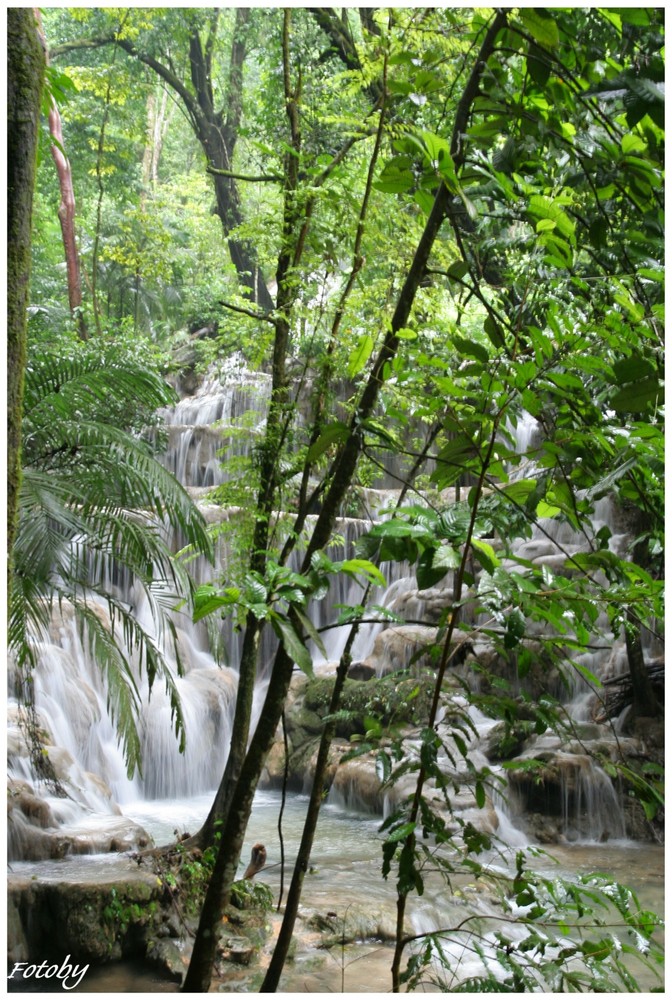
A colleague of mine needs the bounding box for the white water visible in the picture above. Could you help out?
[7,369,663,988]
[10,789,664,992]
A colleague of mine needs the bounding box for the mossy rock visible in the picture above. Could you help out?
[9,875,162,963]
[302,674,435,739]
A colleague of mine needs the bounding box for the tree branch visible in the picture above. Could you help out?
[206,166,284,183]
[218,300,276,324]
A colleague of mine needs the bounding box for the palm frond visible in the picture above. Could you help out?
[11,342,210,775]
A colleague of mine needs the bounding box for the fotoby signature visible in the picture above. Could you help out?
[8,955,89,991]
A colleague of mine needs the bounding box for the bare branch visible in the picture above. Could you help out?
[218,300,276,325]
[206,165,284,183]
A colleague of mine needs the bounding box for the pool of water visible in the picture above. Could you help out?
[9,790,664,993]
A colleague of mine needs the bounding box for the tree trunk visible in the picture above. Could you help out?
[190,12,275,313]
[624,610,661,719]
[34,9,87,340]
[48,100,87,338]
[182,104,456,1000]
[7,8,45,580]
[260,633,355,991]
[141,85,172,198]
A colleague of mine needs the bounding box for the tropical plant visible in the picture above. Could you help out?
[9,340,213,777]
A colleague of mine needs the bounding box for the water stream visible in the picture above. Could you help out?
[9,789,664,992]
[8,362,664,990]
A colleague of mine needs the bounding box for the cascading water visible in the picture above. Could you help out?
[7,367,664,991]
[8,371,642,859]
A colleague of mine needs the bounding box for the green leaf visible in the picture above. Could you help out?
[484,315,506,349]
[626,76,664,106]
[572,660,602,688]
[414,189,435,215]
[340,558,387,587]
[503,479,537,505]
[192,585,241,623]
[611,356,656,385]
[611,376,663,412]
[416,547,446,590]
[271,615,314,677]
[475,781,486,809]
[447,259,470,280]
[527,41,551,86]
[452,335,489,363]
[307,421,349,462]
[472,539,500,573]
[244,574,268,606]
[520,9,560,49]
[433,543,462,571]
[528,194,576,244]
[348,335,374,378]
[386,821,416,843]
[294,607,327,660]
[376,752,392,783]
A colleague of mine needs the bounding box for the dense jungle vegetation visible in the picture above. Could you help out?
[8,6,664,993]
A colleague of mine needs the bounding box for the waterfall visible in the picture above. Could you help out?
[8,378,639,862]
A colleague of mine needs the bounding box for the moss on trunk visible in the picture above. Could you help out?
[7,9,45,576]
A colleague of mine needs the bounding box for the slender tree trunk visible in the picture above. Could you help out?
[141,84,172,206]
[47,98,87,339]
[140,89,156,206]
[8,8,45,580]
[34,9,87,340]
[182,10,301,856]
[261,426,439,992]
[150,85,171,185]
[624,610,661,719]
[260,629,356,991]
[183,56,457,998]
[190,9,275,312]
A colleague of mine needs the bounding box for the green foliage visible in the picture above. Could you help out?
[193,551,386,677]
[230,880,274,913]
[10,341,213,776]
[102,887,158,937]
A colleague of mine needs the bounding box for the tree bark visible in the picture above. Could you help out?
[47,100,87,339]
[188,10,275,312]
[624,612,661,719]
[260,630,355,991]
[7,8,45,580]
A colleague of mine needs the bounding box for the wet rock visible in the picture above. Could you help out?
[366,625,438,676]
[330,756,385,813]
[8,802,153,862]
[10,781,55,828]
[218,936,256,965]
[479,720,532,762]
[347,661,376,681]
[304,903,407,946]
[145,938,186,981]
[8,870,162,963]
[507,751,626,842]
